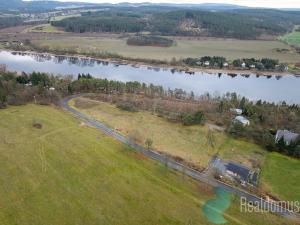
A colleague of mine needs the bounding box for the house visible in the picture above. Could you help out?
[230,108,243,115]
[211,157,259,186]
[275,130,299,145]
[249,64,256,69]
[204,61,210,66]
[241,62,246,68]
[49,87,56,91]
[223,62,229,67]
[234,116,250,126]
[225,162,250,185]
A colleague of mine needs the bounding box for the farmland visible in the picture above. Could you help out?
[69,97,266,169]
[0,104,292,225]
[280,30,300,48]
[32,35,300,63]
[261,152,300,202]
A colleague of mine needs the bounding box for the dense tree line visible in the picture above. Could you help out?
[51,7,300,39]
[183,56,287,71]
[51,16,146,33]
[127,35,174,47]
[0,16,23,29]
[221,94,300,158]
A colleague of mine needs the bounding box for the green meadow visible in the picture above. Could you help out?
[0,104,293,225]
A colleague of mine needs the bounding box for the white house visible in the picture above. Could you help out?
[204,61,210,66]
[234,116,250,126]
[49,87,56,91]
[230,108,243,115]
[275,130,299,145]
[241,62,246,68]
[249,64,256,69]
[223,62,229,67]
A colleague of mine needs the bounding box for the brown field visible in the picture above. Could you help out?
[30,35,300,63]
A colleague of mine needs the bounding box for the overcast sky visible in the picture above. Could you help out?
[45,0,300,8]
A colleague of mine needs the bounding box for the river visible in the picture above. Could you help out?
[0,50,299,104]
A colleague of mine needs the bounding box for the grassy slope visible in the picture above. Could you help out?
[32,36,300,62]
[70,97,265,169]
[261,152,300,202]
[24,24,64,33]
[70,98,300,204]
[280,30,300,48]
[0,104,293,225]
[50,14,81,22]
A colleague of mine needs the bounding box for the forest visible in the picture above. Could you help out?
[51,7,300,39]
[0,16,23,29]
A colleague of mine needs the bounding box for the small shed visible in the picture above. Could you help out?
[234,116,250,126]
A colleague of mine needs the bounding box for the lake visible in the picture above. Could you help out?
[0,50,299,104]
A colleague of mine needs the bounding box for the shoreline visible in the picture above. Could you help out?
[0,48,296,77]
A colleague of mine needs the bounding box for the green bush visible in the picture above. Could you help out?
[182,111,205,126]
[127,36,174,47]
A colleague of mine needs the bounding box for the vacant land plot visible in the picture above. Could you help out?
[70,97,265,169]
[50,14,81,21]
[32,36,300,62]
[24,24,64,33]
[261,152,300,202]
[280,30,300,48]
[0,104,289,225]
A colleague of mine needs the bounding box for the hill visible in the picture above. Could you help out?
[0,104,294,225]
[51,7,300,39]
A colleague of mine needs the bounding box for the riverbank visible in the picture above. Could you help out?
[0,48,295,77]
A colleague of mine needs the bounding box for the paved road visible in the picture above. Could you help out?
[62,94,300,221]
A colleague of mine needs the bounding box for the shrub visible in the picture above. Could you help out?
[116,101,138,112]
[127,35,174,47]
[182,111,205,126]
[32,119,43,129]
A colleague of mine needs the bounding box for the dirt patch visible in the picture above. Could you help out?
[74,98,98,109]
[0,26,28,34]
[133,152,149,161]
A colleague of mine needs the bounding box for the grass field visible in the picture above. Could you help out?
[50,14,81,21]
[280,30,300,48]
[32,36,300,62]
[24,24,64,33]
[69,97,266,169]
[261,152,300,202]
[0,104,291,225]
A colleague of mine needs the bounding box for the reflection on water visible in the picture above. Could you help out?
[1,50,300,104]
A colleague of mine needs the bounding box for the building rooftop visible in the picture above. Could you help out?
[275,130,299,145]
[226,162,250,182]
[234,116,250,126]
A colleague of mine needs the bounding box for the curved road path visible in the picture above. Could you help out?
[62,94,300,222]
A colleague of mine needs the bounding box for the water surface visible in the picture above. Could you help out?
[0,50,299,104]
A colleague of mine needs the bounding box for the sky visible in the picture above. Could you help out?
[44,0,300,8]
